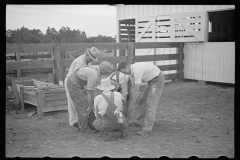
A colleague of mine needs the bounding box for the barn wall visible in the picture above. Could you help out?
[116,5,235,20]
[184,42,235,84]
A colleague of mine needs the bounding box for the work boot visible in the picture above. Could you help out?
[137,130,151,136]
[73,122,80,130]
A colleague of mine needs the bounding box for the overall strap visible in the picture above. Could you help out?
[84,65,99,72]
[101,92,118,130]
[101,92,117,111]
[110,71,120,83]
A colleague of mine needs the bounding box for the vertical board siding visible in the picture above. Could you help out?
[143,5,149,17]
[176,5,184,12]
[165,5,171,14]
[139,5,144,17]
[171,5,177,13]
[125,5,129,19]
[183,5,190,12]
[194,44,203,80]
[154,5,159,15]
[117,5,234,20]
[134,5,139,18]
[185,42,235,84]
[149,5,154,16]
[159,5,165,15]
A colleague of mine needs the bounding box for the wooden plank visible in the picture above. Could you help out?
[183,44,189,78]
[44,93,67,101]
[6,43,53,53]
[16,53,21,77]
[120,30,135,34]
[156,32,170,37]
[156,21,170,26]
[178,43,184,80]
[15,80,33,86]
[175,37,198,42]
[230,42,235,84]
[127,42,134,64]
[19,86,25,111]
[133,54,179,62]
[158,64,179,71]
[177,5,184,12]
[44,99,68,107]
[164,73,179,80]
[218,43,225,83]
[139,38,154,42]
[44,87,66,93]
[178,18,203,23]
[43,105,68,112]
[44,91,66,98]
[194,43,204,80]
[21,54,52,59]
[170,5,177,13]
[149,5,154,16]
[133,42,179,49]
[6,60,55,70]
[175,25,201,31]
[156,15,170,21]
[164,5,171,14]
[120,26,135,30]
[120,35,135,39]
[175,31,193,36]
[156,38,171,42]
[58,43,128,51]
[138,22,152,28]
[11,77,21,105]
[24,93,37,106]
[156,26,170,32]
[37,90,44,118]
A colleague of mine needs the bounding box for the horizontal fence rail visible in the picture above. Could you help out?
[6,42,184,84]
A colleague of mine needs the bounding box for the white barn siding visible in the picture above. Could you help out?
[116,5,235,20]
[184,42,235,84]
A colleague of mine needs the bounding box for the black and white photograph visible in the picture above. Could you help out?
[6,4,234,158]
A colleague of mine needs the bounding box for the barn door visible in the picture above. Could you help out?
[170,11,208,42]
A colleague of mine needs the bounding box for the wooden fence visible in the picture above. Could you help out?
[6,42,184,84]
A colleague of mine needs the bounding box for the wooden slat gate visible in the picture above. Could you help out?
[136,11,208,43]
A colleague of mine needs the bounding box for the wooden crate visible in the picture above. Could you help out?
[13,79,67,118]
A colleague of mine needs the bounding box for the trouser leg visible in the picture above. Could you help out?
[65,77,78,126]
[67,80,89,131]
[142,73,165,132]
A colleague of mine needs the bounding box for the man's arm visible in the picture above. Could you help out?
[129,83,141,104]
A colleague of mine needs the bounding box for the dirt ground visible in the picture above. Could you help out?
[5,72,234,158]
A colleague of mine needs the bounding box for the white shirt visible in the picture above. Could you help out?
[108,72,129,97]
[131,62,161,85]
[66,54,90,77]
[94,91,124,117]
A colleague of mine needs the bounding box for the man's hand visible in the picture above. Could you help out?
[86,107,91,115]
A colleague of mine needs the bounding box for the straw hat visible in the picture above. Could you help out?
[96,78,115,91]
[86,47,101,62]
[99,61,112,73]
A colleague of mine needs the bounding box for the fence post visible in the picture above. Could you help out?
[178,42,184,81]
[16,52,21,77]
[54,44,64,85]
[112,49,116,69]
[52,44,58,84]
[127,42,134,64]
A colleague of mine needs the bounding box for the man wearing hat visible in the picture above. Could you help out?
[117,60,165,136]
[65,47,101,130]
[93,78,128,141]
